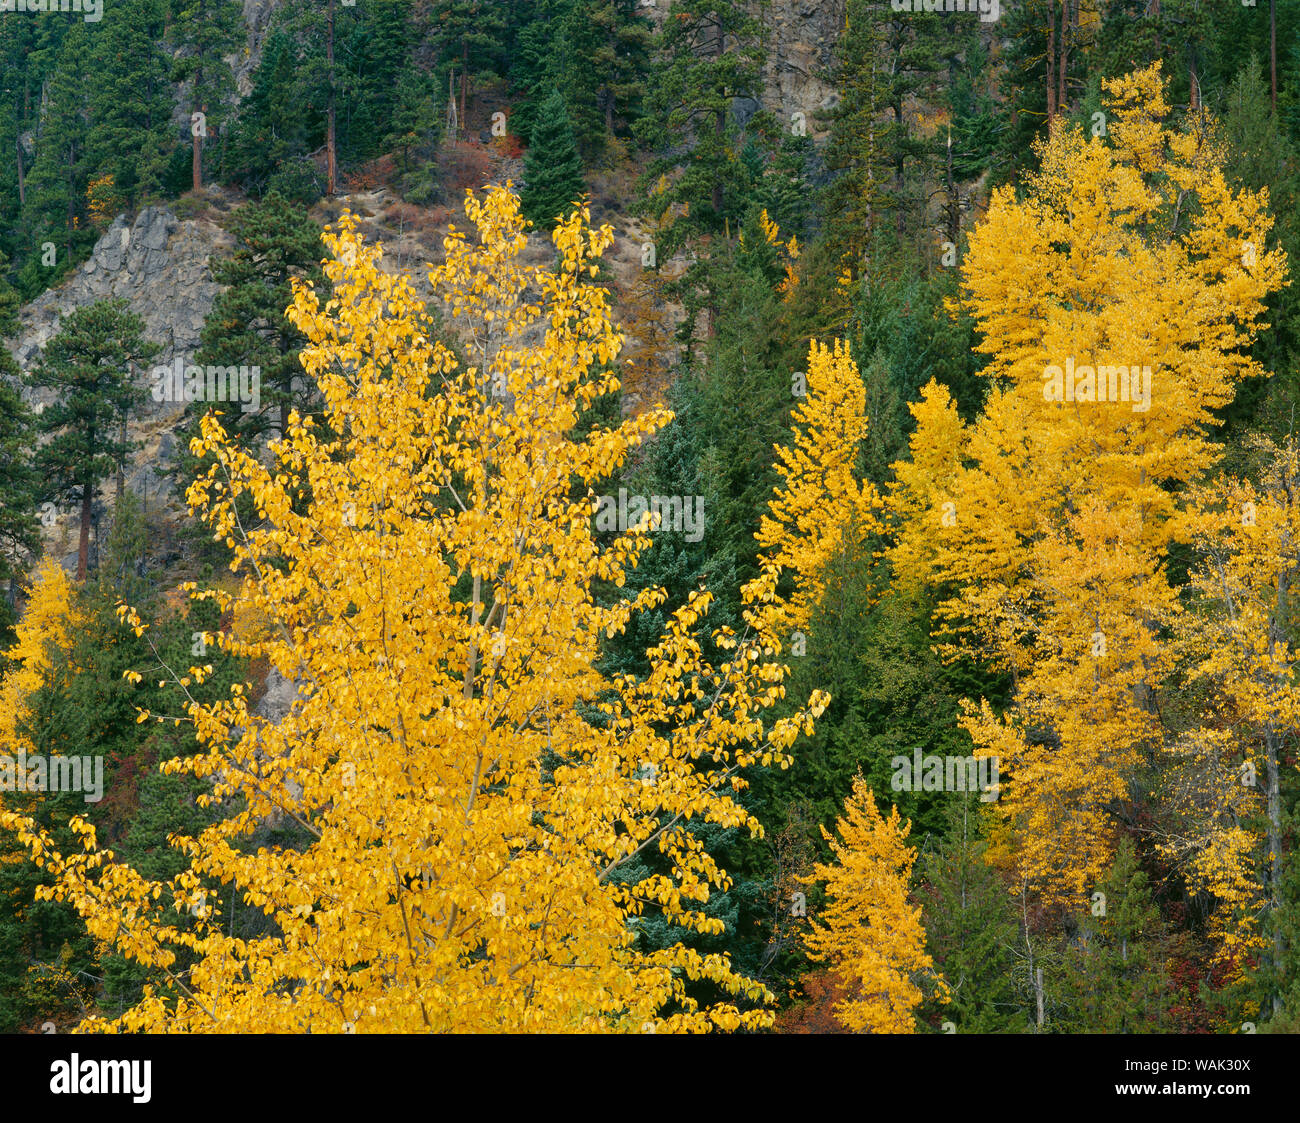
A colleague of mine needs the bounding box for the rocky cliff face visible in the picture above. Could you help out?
[2,0,843,568]
[7,206,235,566]
[759,0,844,136]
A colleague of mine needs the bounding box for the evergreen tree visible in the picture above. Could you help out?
[84,0,174,205]
[0,13,70,268]
[191,194,327,448]
[0,258,40,636]
[636,0,765,251]
[520,89,585,228]
[226,29,312,197]
[28,300,159,581]
[1055,837,1173,1032]
[335,0,413,167]
[385,65,443,200]
[23,25,95,277]
[169,0,244,192]
[423,0,508,138]
[917,799,1029,1033]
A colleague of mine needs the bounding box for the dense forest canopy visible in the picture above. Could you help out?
[1,0,1300,1041]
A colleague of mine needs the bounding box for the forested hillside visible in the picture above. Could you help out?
[2,0,1300,1045]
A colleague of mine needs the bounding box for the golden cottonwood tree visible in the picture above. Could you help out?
[799,774,936,1033]
[0,187,827,1033]
[756,338,881,638]
[0,560,80,755]
[1169,437,1300,966]
[889,63,1287,908]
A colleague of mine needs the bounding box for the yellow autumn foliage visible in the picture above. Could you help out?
[889,63,1287,910]
[799,774,936,1033]
[0,186,828,1033]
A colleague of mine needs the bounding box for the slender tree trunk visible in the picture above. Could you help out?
[447,69,458,142]
[192,101,204,192]
[945,126,958,251]
[460,41,469,127]
[78,479,92,581]
[1266,723,1283,1015]
[1057,0,1069,118]
[65,150,76,259]
[1046,2,1057,123]
[327,0,338,196]
[116,403,127,507]
[892,97,904,237]
[17,82,27,206]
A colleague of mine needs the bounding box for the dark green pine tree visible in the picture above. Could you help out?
[168,0,244,193]
[28,299,159,581]
[1054,836,1173,1032]
[0,257,40,637]
[819,0,890,273]
[520,89,586,229]
[916,799,1030,1033]
[384,65,443,188]
[226,29,313,198]
[506,0,560,144]
[84,0,175,205]
[423,0,508,139]
[1217,56,1300,445]
[635,0,765,254]
[77,506,246,1018]
[874,7,952,250]
[548,0,653,161]
[586,0,653,143]
[0,12,71,271]
[22,24,95,281]
[191,193,327,447]
[336,1,414,167]
[661,205,794,574]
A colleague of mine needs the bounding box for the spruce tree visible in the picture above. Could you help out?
[23,25,94,275]
[226,29,310,197]
[423,0,508,138]
[84,0,174,205]
[1055,837,1173,1032]
[385,66,443,184]
[168,0,244,192]
[191,193,327,448]
[917,800,1029,1033]
[28,299,158,581]
[0,263,39,636]
[520,89,585,229]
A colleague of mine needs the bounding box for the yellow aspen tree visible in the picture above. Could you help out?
[887,379,967,598]
[755,338,882,639]
[0,559,81,754]
[1169,436,1300,969]
[799,773,936,1033]
[0,186,827,1033]
[889,63,1287,909]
